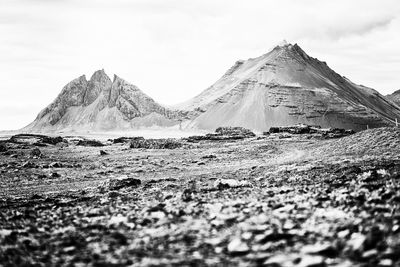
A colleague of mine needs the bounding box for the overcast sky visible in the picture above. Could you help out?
[1,0,400,130]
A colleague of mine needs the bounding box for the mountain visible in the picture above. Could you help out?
[25,70,185,132]
[386,89,400,107]
[177,43,400,132]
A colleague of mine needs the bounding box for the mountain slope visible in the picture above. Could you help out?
[386,89,400,107]
[25,70,184,132]
[177,43,400,131]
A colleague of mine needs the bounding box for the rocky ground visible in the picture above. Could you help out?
[1,128,400,266]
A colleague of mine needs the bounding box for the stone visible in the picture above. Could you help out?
[214,179,251,189]
[297,255,325,267]
[51,172,61,178]
[49,162,63,168]
[347,233,366,251]
[76,139,104,147]
[227,238,250,255]
[100,150,108,156]
[129,138,182,149]
[186,127,256,142]
[30,148,42,157]
[378,259,393,266]
[201,154,217,159]
[362,249,378,259]
[0,143,7,152]
[107,177,141,191]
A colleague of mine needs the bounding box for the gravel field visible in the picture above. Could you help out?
[1,128,400,266]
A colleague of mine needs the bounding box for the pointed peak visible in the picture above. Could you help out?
[77,74,87,82]
[113,74,121,82]
[113,74,127,84]
[90,69,111,82]
[270,42,310,61]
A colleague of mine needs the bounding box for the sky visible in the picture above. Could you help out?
[1,0,400,130]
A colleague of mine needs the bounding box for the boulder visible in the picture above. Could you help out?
[129,138,182,149]
[107,177,141,191]
[267,124,354,138]
[186,126,256,142]
[0,143,7,152]
[76,139,104,147]
[9,134,65,145]
[30,148,42,157]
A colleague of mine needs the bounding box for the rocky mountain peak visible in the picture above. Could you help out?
[83,69,112,106]
[271,42,310,62]
[90,69,111,83]
[177,43,400,131]
[25,69,186,132]
[385,89,400,107]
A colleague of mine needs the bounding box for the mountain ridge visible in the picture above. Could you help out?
[24,43,400,133]
[25,69,187,132]
[177,43,400,131]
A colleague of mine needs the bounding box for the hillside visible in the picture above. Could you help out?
[177,43,400,131]
[24,70,186,132]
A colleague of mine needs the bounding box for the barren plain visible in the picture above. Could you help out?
[1,128,400,266]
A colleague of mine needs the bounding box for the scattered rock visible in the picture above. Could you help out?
[0,143,7,152]
[297,255,325,267]
[9,134,66,145]
[301,243,338,257]
[214,179,251,189]
[182,189,194,202]
[41,136,65,145]
[30,148,42,157]
[215,127,255,137]
[186,127,255,142]
[379,259,393,266]
[49,162,63,168]
[22,161,37,168]
[76,139,104,147]
[106,177,141,191]
[362,249,378,259]
[201,155,217,159]
[129,138,182,149]
[347,233,366,251]
[268,124,354,138]
[227,238,250,255]
[111,137,143,144]
[51,172,61,178]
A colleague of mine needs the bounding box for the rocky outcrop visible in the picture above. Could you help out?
[186,127,256,142]
[267,124,355,138]
[25,70,188,132]
[177,43,400,132]
[129,138,182,149]
[386,89,400,107]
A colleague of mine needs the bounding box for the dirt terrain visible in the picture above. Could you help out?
[1,128,400,266]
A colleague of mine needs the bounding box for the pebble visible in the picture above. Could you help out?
[227,238,250,254]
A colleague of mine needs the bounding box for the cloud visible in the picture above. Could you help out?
[0,0,400,130]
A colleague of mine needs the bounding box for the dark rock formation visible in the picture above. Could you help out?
[186,127,256,142]
[106,178,141,191]
[76,139,104,147]
[0,143,7,152]
[9,134,65,146]
[129,138,182,149]
[267,124,355,138]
